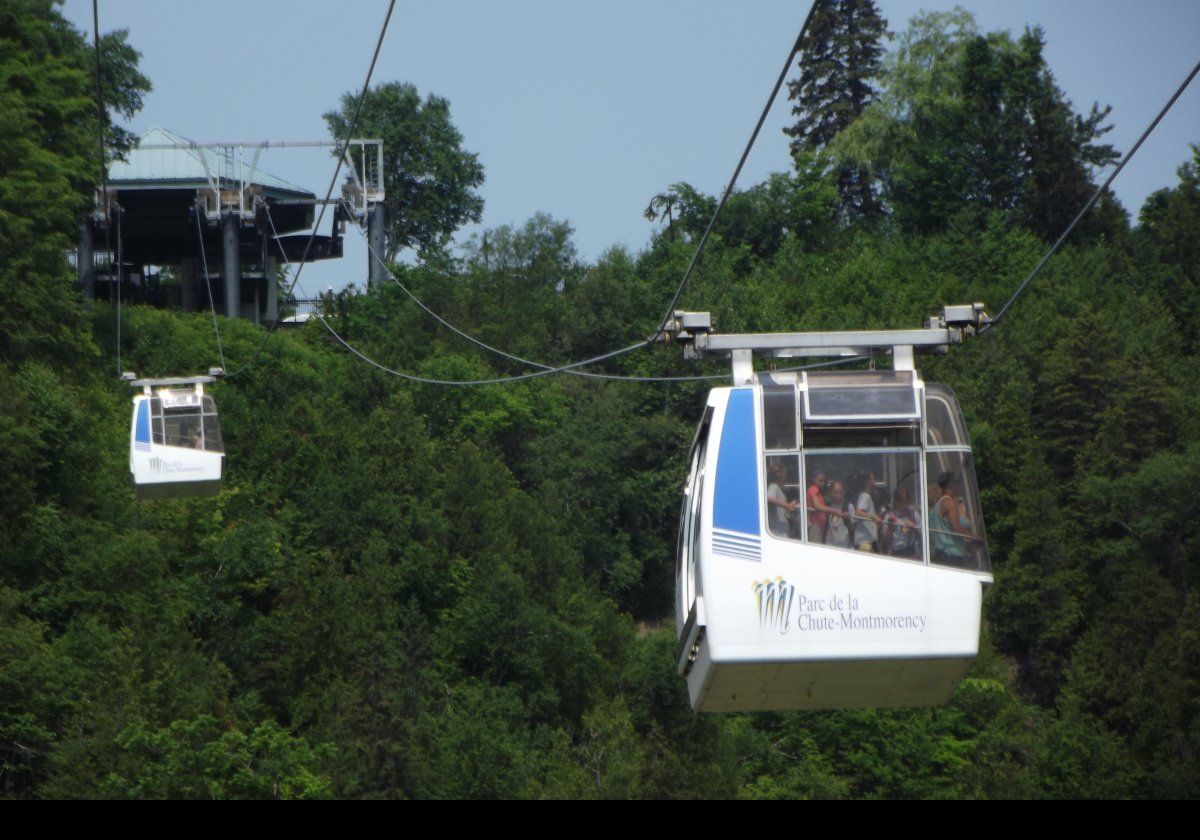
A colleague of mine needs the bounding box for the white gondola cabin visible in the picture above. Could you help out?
[669,307,993,712]
[126,373,224,500]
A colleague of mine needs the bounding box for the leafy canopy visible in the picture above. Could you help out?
[324,81,484,261]
[833,10,1117,239]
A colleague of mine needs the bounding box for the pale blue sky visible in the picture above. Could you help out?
[64,1,1200,296]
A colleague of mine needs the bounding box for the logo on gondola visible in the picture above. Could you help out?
[148,456,201,475]
[753,577,794,634]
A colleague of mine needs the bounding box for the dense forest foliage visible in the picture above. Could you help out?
[2,1,1198,797]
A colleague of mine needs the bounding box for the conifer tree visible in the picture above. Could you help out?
[784,0,888,222]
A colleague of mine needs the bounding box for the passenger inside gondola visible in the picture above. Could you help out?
[931,471,973,567]
[883,486,921,558]
[766,458,797,538]
[849,469,880,553]
[824,481,852,548]
[805,470,835,543]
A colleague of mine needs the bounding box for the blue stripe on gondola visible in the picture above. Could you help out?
[135,399,151,445]
[713,388,760,537]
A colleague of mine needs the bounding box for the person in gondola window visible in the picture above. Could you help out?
[806,469,836,543]
[851,469,880,552]
[931,471,971,565]
[884,486,920,558]
[825,481,852,549]
[766,458,796,537]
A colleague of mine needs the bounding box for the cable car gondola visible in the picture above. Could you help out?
[125,371,225,501]
[669,306,993,712]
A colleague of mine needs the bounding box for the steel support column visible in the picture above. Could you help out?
[265,255,279,323]
[368,203,387,289]
[79,221,95,299]
[222,213,240,319]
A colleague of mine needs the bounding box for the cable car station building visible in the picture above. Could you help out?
[78,128,354,325]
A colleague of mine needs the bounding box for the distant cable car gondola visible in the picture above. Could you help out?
[124,371,225,500]
[666,306,993,712]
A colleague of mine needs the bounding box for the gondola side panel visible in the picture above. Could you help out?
[686,380,988,712]
[129,395,223,500]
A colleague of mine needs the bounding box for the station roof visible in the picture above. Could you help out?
[109,128,313,198]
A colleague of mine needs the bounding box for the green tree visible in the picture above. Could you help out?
[98,716,333,799]
[784,0,888,221]
[643,168,839,261]
[1136,146,1200,350]
[835,12,1117,239]
[92,28,152,161]
[0,1,144,363]
[1035,309,1120,481]
[457,213,578,360]
[323,81,484,260]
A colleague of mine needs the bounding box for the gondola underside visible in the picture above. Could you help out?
[685,647,975,712]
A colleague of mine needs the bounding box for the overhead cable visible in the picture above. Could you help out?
[290,5,821,386]
[271,204,867,386]
[225,0,397,377]
[344,208,726,382]
[347,212,866,383]
[91,0,120,376]
[986,56,1200,330]
[265,203,654,384]
[193,210,228,371]
[653,1,820,333]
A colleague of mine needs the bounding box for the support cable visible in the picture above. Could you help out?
[985,56,1200,331]
[91,0,119,376]
[342,207,718,381]
[264,201,645,384]
[116,203,123,369]
[225,0,396,378]
[319,315,863,385]
[270,205,865,385]
[269,5,821,386]
[652,1,819,333]
[194,210,228,371]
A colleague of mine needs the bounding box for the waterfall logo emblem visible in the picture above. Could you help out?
[753,577,794,634]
